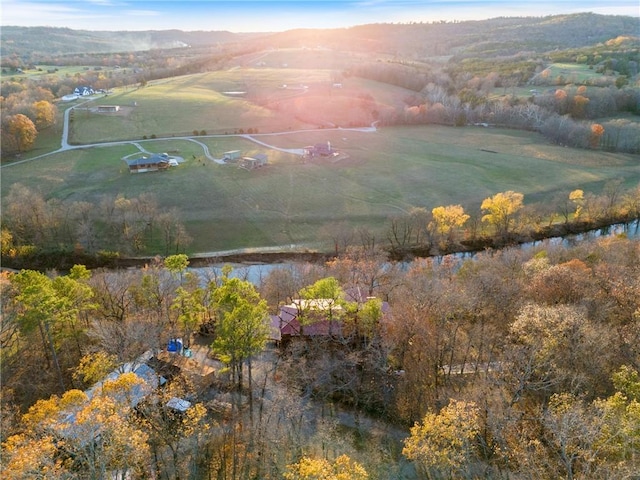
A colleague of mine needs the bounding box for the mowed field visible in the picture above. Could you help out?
[67,58,407,144]
[3,60,640,253]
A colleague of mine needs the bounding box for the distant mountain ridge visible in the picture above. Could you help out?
[1,13,638,59]
[254,13,639,57]
[0,26,262,57]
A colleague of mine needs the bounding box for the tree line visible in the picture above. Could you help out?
[323,181,640,261]
[355,62,640,153]
[0,82,57,155]
[2,186,191,269]
[2,229,639,478]
[3,181,639,270]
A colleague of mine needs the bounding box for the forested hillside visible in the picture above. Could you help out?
[257,13,639,57]
[2,234,639,478]
[2,13,637,65]
[0,26,258,58]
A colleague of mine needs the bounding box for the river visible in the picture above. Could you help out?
[191,220,640,285]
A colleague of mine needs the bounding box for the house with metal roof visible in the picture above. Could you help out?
[124,153,171,173]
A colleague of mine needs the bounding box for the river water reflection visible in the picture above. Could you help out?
[190,220,640,285]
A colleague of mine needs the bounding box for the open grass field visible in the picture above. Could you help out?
[3,63,639,254]
[3,122,639,253]
[67,68,343,143]
[65,63,411,144]
[9,64,130,83]
[540,63,617,85]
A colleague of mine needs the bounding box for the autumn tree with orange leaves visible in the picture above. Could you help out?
[2,114,37,154]
[590,123,605,148]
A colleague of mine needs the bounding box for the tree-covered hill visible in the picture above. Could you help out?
[2,13,637,61]
[253,13,639,58]
[0,25,261,58]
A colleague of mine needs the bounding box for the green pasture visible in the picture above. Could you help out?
[542,63,615,85]
[3,124,639,253]
[16,65,124,81]
[67,70,326,143]
[234,47,375,71]
[64,68,417,145]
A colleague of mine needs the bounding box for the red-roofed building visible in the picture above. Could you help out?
[270,299,343,344]
[270,296,390,345]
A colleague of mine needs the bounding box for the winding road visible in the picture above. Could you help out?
[0,98,381,257]
[1,96,378,168]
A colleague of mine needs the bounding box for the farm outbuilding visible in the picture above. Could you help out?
[240,153,268,169]
[223,150,241,162]
[97,105,120,113]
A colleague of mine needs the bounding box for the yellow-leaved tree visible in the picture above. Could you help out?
[590,123,605,148]
[569,189,584,219]
[2,374,151,479]
[284,454,369,480]
[403,399,480,479]
[431,204,470,245]
[4,113,38,153]
[31,100,57,129]
[480,191,524,237]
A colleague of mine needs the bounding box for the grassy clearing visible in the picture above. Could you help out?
[542,63,615,85]
[232,47,381,71]
[14,65,122,81]
[4,124,639,253]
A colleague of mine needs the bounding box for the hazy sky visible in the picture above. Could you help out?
[1,0,638,32]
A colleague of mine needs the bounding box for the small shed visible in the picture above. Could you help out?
[223,150,241,162]
[97,105,120,113]
[166,397,192,413]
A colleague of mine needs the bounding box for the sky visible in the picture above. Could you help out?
[1,0,638,32]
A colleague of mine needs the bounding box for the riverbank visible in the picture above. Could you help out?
[390,216,640,260]
[2,217,638,272]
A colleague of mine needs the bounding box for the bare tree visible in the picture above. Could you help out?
[157,208,192,255]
